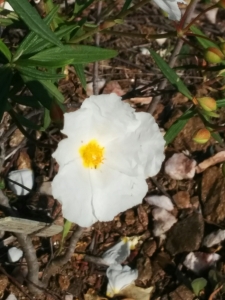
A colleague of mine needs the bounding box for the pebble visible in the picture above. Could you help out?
[8,247,23,263]
[165,212,204,255]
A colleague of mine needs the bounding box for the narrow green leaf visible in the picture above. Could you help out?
[28,45,117,66]
[164,109,195,145]
[149,49,192,100]
[191,278,207,296]
[74,64,86,89]
[11,95,41,108]
[190,26,218,49]
[0,67,12,121]
[0,39,11,61]
[23,24,79,56]
[14,5,59,59]
[211,132,223,144]
[217,99,225,107]
[16,65,65,81]
[13,112,43,131]
[22,75,64,109]
[43,108,51,130]
[121,0,133,12]
[59,219,72,253]
[74,0,95,15]
[8,0,62,48]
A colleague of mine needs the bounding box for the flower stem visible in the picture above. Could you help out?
[183,3,218,32]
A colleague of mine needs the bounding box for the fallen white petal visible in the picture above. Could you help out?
[165,153,196,180]
[205,7,218,24]
[145,195,174,211]
[183,252,220,274]
[8,169,34,196]
[140,48,150,55]
[8,247,23,263]
[106,264,138,297]
[1,2,14,11]
[102,239,130,265]
[203,229,225,248]
[152,208,177,236]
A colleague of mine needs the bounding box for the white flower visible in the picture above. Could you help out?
[52,93,165,227]
[106,264,138,297]
[152,0,186,21]
[102,238,132,265]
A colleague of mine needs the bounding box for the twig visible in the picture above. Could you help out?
[148,0,199,114]
[42,226,84,285]
[0,265,33,300]
[208,285,223,300]
[93,1,102,96]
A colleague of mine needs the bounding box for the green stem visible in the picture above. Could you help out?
[183,3,218,32]
[102,30,176,40]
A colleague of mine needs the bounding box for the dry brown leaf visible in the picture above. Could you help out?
[102,81,125,96]
[16,151,31,170]
[196,151,225,173]
[84,288,107,300]
[9,128,25,147]
[117,283,154,300]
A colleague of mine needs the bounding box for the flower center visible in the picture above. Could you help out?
[79,139,105,169]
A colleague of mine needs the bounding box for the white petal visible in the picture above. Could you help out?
[102,239,130,265]
[152,0,185,21]
[8,169,34,196]
[5,295,17,300]
[52,138,80,168]
[106,264,138,297]
[91,165,148,222]
[62,94,137,145]
[145,195,174,211]
[134,113,165,177]
[51,161,97,227]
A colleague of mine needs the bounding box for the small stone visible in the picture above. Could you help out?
[165,212,204,255]
[169,285,194,300]
[125,209,135,225]
[8,247,23,263]
[58,275,70,291]
[142,239,157,257]
[173,191,191,209]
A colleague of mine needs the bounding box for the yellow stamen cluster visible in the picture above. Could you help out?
[79,139,104,169]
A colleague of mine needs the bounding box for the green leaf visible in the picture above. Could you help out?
[0,39,11,61]
[13,112,43,131]
[16,65,65,81]
[23,24,79,56]
[74,0,95,15]
[11,95,41,109]
[14,5,59,59]
[0,178,5,190]
[27,45,117,66]
[191,278,207,296]
[43,108,51,130]
[121,0,133,12]
[211,132,223,144]
[74,64,86,89]
[0,67,12,122]
[149,49,192,100]
[190,26,218,49]
[59,219,72,253]
[217,98,225,107]
[22,75,64,108]
[164,109,195,145]
[8,0,62,48]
